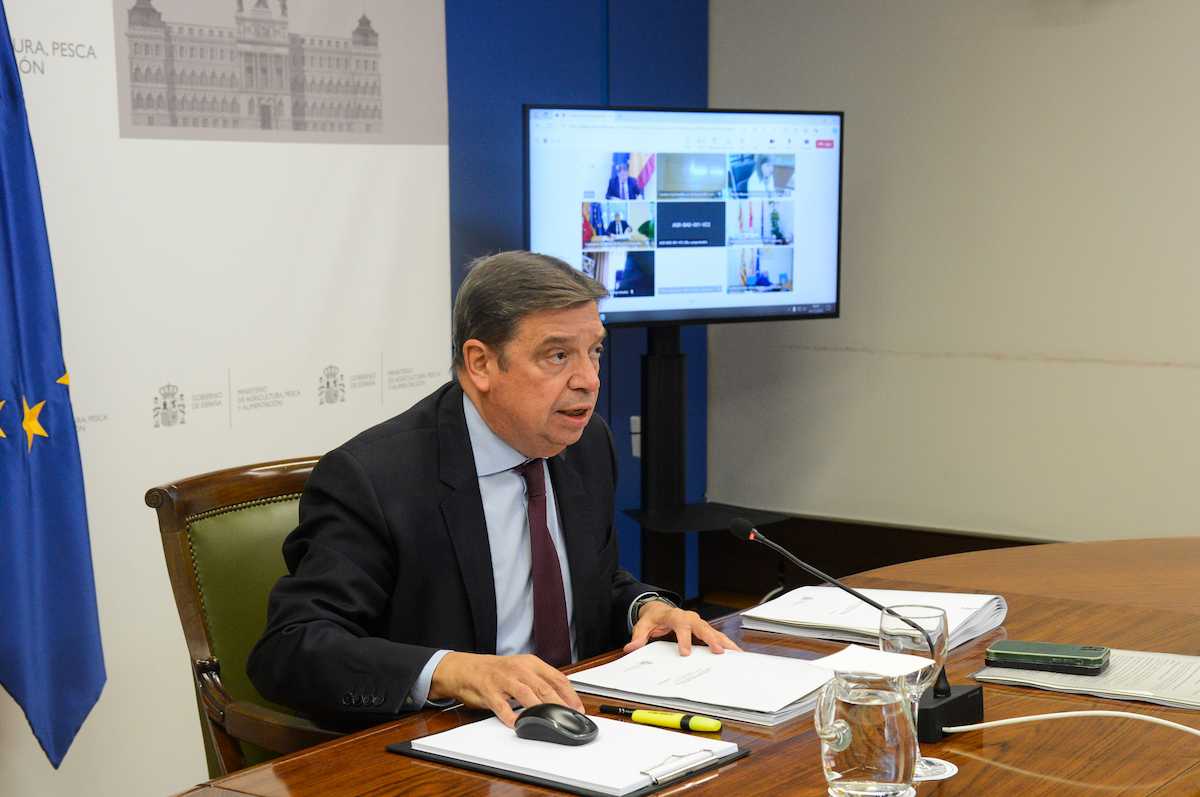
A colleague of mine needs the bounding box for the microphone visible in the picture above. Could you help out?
[729,518,950,696]
[729,518,984,741]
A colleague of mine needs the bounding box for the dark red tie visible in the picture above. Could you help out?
[517,459,572,666]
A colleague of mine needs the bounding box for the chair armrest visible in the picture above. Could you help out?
[223,701,343,755]
[193,658,342,757]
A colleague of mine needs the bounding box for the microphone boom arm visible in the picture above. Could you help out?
[747,529,953,699]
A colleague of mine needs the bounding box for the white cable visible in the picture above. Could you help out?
[943,710,1200,739]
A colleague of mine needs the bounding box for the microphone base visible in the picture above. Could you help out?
[917,684,984,742]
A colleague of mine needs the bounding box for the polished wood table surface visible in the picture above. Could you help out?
[181,538,1200,796]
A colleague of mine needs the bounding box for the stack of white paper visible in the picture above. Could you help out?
[975,649,1200,710]
[410,715,741,796]
[567,641,932,726]
[740,586,1007,649]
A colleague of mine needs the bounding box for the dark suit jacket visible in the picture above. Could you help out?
[247,381,661,726]
[605,175,642,200]
[605,219,631,235]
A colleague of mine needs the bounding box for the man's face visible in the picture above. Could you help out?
[473,302,606,458]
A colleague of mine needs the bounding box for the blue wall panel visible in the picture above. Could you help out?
[605,0,709,598]
[607,0,709,109]
[446,0,708,597]
[445,2,607,286]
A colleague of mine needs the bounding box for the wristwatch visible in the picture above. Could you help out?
[628,591,677,632]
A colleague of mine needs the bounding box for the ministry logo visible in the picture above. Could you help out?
[153,383,187,427]
[318,365,345,405]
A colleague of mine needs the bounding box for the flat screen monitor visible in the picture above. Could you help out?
[525,105,842,326]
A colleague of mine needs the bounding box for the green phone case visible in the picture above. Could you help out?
[985,640,1110,674]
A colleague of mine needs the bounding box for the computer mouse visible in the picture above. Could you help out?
[513,703,599,746]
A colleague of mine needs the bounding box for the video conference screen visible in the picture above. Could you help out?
[526,106,842,325]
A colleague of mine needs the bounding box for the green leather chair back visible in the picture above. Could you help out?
[187,495,298,764]
[148,457,335,777]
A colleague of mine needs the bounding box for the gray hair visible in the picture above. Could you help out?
[452,250,607,371]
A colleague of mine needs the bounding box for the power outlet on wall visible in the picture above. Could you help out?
[630,415,641,458]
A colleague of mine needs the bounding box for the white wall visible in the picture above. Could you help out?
[1,1,449,794]
[708,1,1200,542]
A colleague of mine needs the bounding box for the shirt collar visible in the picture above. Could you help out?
[463,393,528,477]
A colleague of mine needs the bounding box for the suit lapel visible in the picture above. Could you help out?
[436,383,498,654]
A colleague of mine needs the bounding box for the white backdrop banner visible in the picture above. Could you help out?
[2,1,448,794]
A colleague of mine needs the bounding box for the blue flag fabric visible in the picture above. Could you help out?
[0,1,106,768]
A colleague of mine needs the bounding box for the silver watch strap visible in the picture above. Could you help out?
[627,591,677,632]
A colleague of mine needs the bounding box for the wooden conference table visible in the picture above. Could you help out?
[179,538,1200,796]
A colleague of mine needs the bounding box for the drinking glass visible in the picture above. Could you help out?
[814,670,916,797]
[878,605,953,781]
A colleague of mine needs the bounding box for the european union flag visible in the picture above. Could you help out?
[0,2,106,767]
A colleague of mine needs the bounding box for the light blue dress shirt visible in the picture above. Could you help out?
[406,394,577,706]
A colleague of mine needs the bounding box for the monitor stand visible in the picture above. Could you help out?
[625,325,788,605]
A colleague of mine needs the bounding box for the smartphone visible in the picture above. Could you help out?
[985,640,1110,676]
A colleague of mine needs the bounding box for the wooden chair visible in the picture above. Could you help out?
[145,457,342,776]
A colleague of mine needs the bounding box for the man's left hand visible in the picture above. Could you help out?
[624,601,743,656]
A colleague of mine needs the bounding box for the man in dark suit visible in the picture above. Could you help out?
[248,251,737,728]
[605,161,642,200]
[604,212,631,236]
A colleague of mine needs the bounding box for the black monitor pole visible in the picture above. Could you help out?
[634,324,785,601]
[642,326,686,515]
[639,326,687,594]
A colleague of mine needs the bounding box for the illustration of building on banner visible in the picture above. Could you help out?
[124,0,382,134]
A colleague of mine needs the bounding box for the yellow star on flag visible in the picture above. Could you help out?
[22,396,48,452]
[0,399,6,439]
[57,371,70,386]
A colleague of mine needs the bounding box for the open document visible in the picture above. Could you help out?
[740,586,1007,649]
[396,715,743,797]
[568,641,931,726]
[975,649,1200,710]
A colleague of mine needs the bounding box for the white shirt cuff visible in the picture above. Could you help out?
[407,649,453,709]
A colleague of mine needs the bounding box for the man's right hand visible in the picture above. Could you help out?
[428,652,584,727]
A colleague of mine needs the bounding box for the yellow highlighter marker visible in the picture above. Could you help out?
[599,705,722,733]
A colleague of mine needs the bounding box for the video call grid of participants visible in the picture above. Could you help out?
[578,152,798,298]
